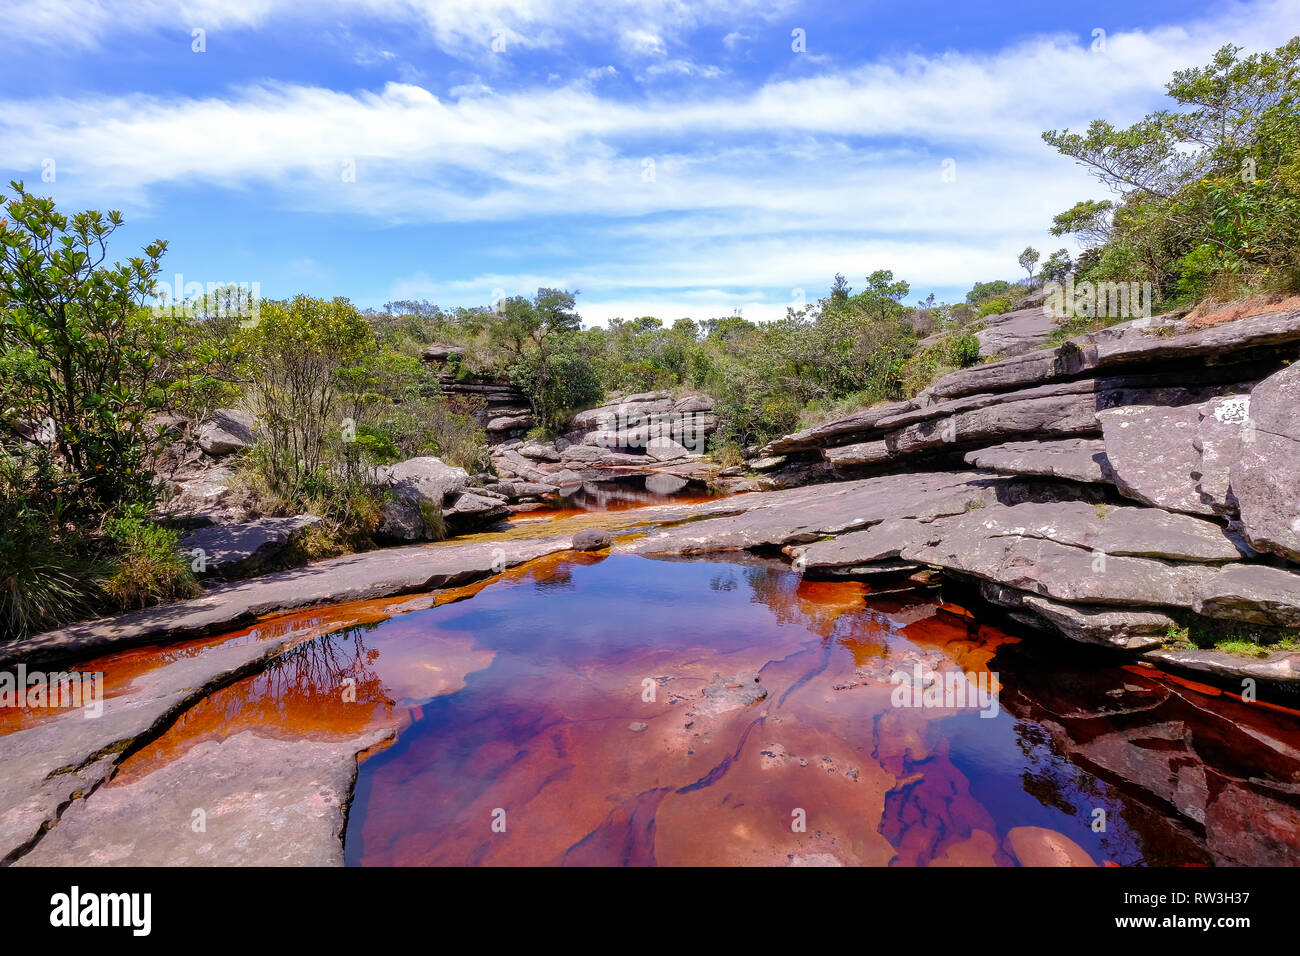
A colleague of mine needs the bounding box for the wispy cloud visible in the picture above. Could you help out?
[2,0,1294,318]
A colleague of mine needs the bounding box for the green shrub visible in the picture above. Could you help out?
[101,517,200,610]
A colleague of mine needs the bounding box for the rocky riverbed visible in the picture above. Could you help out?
[3,306,1299,867]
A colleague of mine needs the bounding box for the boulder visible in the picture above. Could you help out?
[1003,827,1097,867]
[486,413,534,433]
[443,491,509,523]
[572,529,614,551]
[198,408,257,456]
[375,456,469,542]
[423,343,466,362]
[823,439,892,468]
[645,436,691,461]
[1232,363,1300,562]
[518,441,561,462]
[179,515,322,576]
[559,444,609,463]
[673,395,715,413]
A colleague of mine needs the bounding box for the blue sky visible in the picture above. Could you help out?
[2,0,1296,324]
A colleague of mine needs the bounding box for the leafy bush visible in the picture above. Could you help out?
[101,517,200,610]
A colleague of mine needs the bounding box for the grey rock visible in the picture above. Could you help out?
[824,440,892,467]
[444,491,509,522]
[1194,394,1253,513]
[1194,564,1300,626]
[1142,647,1300,684]
[762,401,914,456]
[198,408,257,456]
[645,436,691,461]
[17,729,394,866]
[517,441,561,462]
[1232,363,1300,562]
[902,526,1214,608]
[1099,403,1216,515]
[673,395,715,413]
[572,529,614,551]
[964,438,1113,483]
[486,413,534,433]
[982,582,1176,650]
[973,304,1057,357]
[375,456,469,542]
[179,515,321,575]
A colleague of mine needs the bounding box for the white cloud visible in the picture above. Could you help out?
[3,0,1295,317]
[4,0,795,57]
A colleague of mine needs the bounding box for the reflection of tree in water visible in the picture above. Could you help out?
[1006,707,1212,866]
[1009,718,1139,862]
[741,566,864,639]
[262,623,390,711]
[708,571,738,592]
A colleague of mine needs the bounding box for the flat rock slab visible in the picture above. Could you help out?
[761,401,914,456]
[903,527,1215,608]
[1232,363,1300,562]
[1194,564,1300,627]
[944,500,1242,562]
[16,729,393,866]
[179,515,321,575]
[1142,647,1300,685]
[1099,404,1216,515]
[981,582,1176,650]
[5,538,573,670]
[964,438,1113,484]
[974,305,1058,357]
[620,471,1009,556]
[0,626,331,863]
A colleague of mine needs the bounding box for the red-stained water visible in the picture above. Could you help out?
[83,554,1300,866]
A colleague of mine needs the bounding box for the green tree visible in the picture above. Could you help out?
[0,181,172,515]
[1040,248,1074,284]
[1044,38,1300,299]
[1018,246,1040,283]
[242,294,378,494]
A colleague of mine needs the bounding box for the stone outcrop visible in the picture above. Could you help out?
[179,514,322,576]
[420,347,535,443]
[487,391,735,505]
[731,308,1300,674]
[374,456,470,541]
[1231,362,1300,562]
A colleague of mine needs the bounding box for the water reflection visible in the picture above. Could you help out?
[98,553,1300,866]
